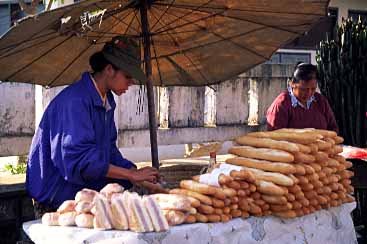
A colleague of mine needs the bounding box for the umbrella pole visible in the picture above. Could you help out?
[140,1,159,169]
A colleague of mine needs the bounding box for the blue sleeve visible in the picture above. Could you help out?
[109,113,136,169]
[54,99,109,185]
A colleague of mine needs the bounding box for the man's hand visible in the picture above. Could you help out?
[130,166,159,183]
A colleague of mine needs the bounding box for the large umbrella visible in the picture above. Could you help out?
[0,0,330,168]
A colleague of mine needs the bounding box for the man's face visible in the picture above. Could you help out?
[291,79,317,104]
[106,65,134,96]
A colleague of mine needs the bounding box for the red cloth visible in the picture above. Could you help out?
[266,91,338,132]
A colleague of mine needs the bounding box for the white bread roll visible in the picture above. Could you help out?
[75,213,94,228]
[143,195,169,232]
[42,212,60,226]
[110,193,129,230]
[100,183,124,202]
[151,193,192,211]
[58,211,77,226]
[162,210,186,226]
[75,189,98,203]
[127,192,154,232]
[57,200,76,213]
[93,194,113,230]
[75,201,93,214]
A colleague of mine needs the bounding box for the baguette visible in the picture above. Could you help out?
[192,174,233,185]
[285,193,296,202]
[180,180,216,195]
[316,140,332,151]
[213,208,223,215]
[334,136,344,144]
[195,213,208,223]
[212,198,225,208]
[207,214,221,222]
[226,157,296,174]
[197,204,214,215]
[185,215,197,224]
[248,131,322,144]
[235,136,300,153]
[239,181,250,189]
[273,210,297,219]
[261,195,288,205]
[169,189,212,206]
[312,151,329,162]
[256,180,286,196]
[229,170,256,183]
[228,146,294,163]
[221,214,231,222]
[270,203,292,212]
[293,152,315,164]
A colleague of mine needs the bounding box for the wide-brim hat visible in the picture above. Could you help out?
[102,36,147,84]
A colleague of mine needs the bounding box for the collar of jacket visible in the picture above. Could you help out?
[287,85,316,110]
[81,72,116,110]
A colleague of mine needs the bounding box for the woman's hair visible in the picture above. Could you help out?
[89,51,118,73]
[292,62,317,83]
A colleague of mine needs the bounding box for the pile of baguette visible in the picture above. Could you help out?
[41,128,355,231]
[226,128,355,218]
[167,164,260,223]
[42,183,170,232]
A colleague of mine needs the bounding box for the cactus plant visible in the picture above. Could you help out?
[317,17,367,147]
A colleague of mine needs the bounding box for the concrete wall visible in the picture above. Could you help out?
[0,83,34,156]
[329,0,367,24]
[0,64,293,158]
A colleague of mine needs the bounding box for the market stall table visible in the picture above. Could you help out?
[23,202,357,244]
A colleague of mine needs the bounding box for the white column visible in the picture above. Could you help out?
[248,78,259,125]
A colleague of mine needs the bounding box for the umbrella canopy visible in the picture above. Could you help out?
[0,0,330,168]
[0,0,329,87]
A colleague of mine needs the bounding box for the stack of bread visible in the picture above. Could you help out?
[226,128,355,218]
[41,128,355,231]
[42,183,170,232]
[167,162,266,223]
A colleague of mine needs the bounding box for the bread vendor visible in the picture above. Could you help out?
[26,36,159,216]
[266,63,338,132]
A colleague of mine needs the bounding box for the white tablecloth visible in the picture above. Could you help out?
[23,202,357,244]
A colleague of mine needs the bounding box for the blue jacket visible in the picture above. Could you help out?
[26,72,136,208]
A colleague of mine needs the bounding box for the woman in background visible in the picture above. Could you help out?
[266,63,338,132]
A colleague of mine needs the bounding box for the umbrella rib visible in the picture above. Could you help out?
[150,7,211,84]
[131,8,142,33]
[150,35,164,86]
[154,8,225,35]
[182,52,211,85]
[153,2,326,17]
[123,9,137,34]
[94,3,140,34]
[88,9,137,37]
[0,1,95,55]
[149,7,180,48]
[0,5,134,60]
[150,0,176,32]
[47,18,122,87]
[154,4,304,35]
[153,0,215,33]
[4,35,74,82]
[0,32,61,60]
[150,26,267,60]
[162,9,269,60]
[0,30,57,53]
